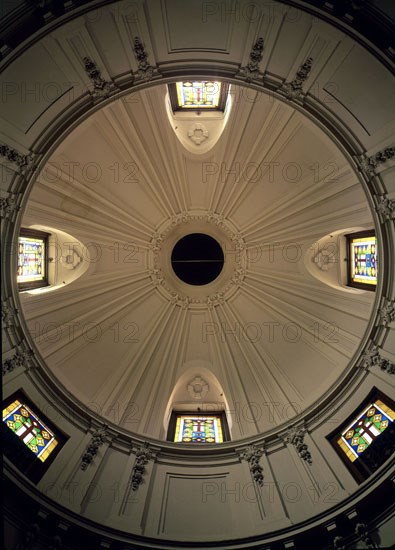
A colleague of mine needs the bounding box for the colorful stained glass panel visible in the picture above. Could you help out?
[176,81,222,109]
[3,399,58,462]
[337,399,394,462]
[174,415,223,443]
[350,235,377,285]
[17,236,46,283]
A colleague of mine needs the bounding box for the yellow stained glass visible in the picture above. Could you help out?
[350,235,377,285]
[176,81,222,109]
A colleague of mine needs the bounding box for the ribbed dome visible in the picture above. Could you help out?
[20,83,375,441]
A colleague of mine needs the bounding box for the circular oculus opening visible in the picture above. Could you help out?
[171,233,224,285]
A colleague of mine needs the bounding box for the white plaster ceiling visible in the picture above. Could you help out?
[20,82,375,440]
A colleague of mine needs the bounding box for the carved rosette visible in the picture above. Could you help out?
[282,57,313,99]
[80,427,108,470]
[286,428,313,464]
[240,445,264,486]
[130,444,154,491]
[237,37,264,82]
[147,212,247,308]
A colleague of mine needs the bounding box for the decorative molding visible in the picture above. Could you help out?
[0,193,20,219]
[360,345,395,375]
[378,300,395,326]
[355,523,375,549]
[170,293,190,309]
[1,298,18,327]
[80,427,108,470]
[188,123,209,145]
[83,57,112,98]
[333,535,346,550]
[133,37,156,82]
[375,194,395,220]
[206,293,225,308]
[2,349,35,376]
[360,146,395,174]
[286,427,313,464]
[130,444,154,491]
[187,376,209,400]
[148,213,247,307]
[0,144,32,168]
[237,37,264,82]
[240,445,264,486]
[313,248,337,271]
[282,57,313,99]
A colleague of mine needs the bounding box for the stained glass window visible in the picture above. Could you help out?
[3,398,58,462]
[169,81,229,112]
[17,228,49,290]
[337,399,394,462]
[347,231,377,289]
[2,391,68,483]
[329,389,395,483]
[173,415,224,443]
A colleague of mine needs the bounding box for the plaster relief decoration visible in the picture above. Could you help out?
[354,523,376,549]
[375,194,395,221]
[1,298,18,327]
[333,535,346,550]
[60,248,82,270]
[282,57,313,100]
[147,212,247,309]
[131,444,154,491]
[80,427,108,470]
[82,57,112,99]
[361,345,395,375]
[133,37,157,81]
[0,144,32,169]
[241,445,264,486]
[237,37,264,82]
[188,123,209,146]
[360,146,395,174]
[0,193,20,219]
[187,376,209,400]
[313,246,337,271]
[2,349,35,376]
[378,300,395,326]
[286,427,313,464]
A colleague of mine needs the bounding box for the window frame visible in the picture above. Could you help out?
[327,387,395,484]
[17,228,50,291]
[345,229,377,291]
[2,389,68,484]
[168,81,230,113]
[167,411,230,443]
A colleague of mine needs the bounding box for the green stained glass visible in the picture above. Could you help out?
[337,399,394,462]
[3,398,58,462]
[17,236,46,283]
[174,415,223,443]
